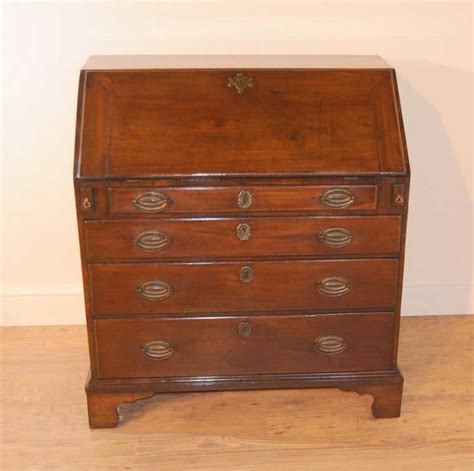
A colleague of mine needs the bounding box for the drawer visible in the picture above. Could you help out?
[89,259,398,315]
[94,313,394,378]
[108,185,378,215]
[85,216,401,260]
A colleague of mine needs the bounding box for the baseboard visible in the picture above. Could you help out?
[401,284,473,316]
[1,284,472,326]
[1,287,85,326]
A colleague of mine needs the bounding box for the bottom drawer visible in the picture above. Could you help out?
[95,313,394,378]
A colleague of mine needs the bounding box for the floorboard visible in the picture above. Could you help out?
[1,315,473,470]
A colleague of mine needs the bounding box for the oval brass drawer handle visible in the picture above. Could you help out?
[138,280,174,301]
[314,336,348,355]
[320,188,355,209]
[134,230,171,251]
[237,223,252,241]
[318,227,353,248]
[133,191,170,213]
[238,190,253,209]
[142,340,176,360]
[316,276,352,297]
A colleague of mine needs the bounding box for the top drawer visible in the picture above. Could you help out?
[109,185,378,215]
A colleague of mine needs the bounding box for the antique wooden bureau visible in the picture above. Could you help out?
[74,55,410,428]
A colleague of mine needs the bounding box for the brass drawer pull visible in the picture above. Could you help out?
[138,280,174,301]
[238,321,252,338]
[240,266,253,283]
[82,197,92,209]
[320,188,355,209]
[134,230,171,251]
[133,191,170,213]
[228,73,253,94]
[318,227,352,248]
[392,183,405,207]
[316,276,352,297]
[237,223,252,241]
[314,336,348,355]
[142,340,176,360]
[238,190,253,209]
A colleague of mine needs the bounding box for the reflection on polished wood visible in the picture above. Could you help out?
[2,315,472,470]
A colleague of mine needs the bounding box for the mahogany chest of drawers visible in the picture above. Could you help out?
[74,55,410,428]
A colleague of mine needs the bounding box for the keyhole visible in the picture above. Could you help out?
[238,321,252,338]
[239,266,253,283]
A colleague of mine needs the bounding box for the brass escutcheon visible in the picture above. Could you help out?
[240,266,253,283]
[237,223,252,241]
[82,197,91,209]
[238,321,252,338]
[395,194,404,205]
[228,73,254,94]
[237,190,253,209]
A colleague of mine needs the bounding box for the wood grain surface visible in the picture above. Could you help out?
[73,57,412,431]
[84,215,401,260]
[77,69,407,178]
[94,313,394,378]
[107,185,378,215]
[89,259,399,315]
[1,315,472,470]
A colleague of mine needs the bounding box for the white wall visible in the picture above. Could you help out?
[1,1,472,325]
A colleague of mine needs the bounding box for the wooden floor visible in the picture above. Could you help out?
[1,315,473,470]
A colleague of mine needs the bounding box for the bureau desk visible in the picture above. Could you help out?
[74,55,410,428]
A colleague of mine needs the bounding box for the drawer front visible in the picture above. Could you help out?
[94,313,394,378]
[108,185,377,215]
[90,260,398,315]
[85,216,401,260]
